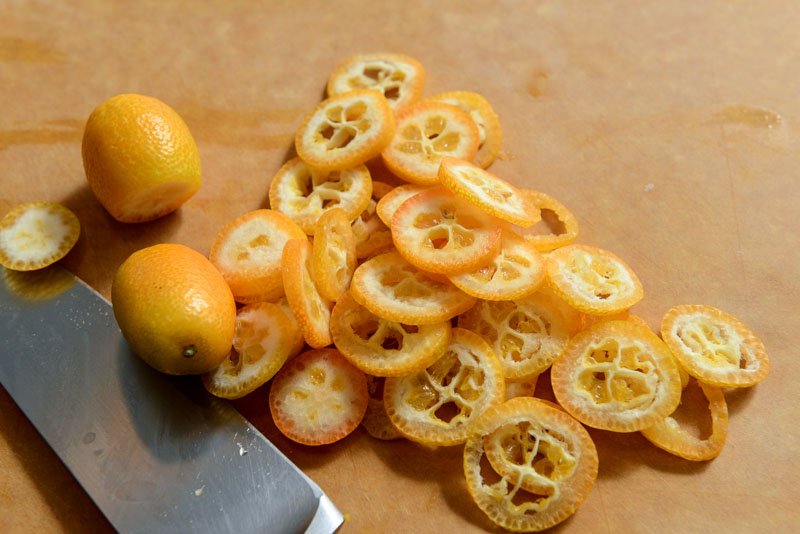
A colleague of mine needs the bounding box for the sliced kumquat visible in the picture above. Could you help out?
[268,157,372,234]
[274,296,306,357]
[282,238,333,348]
[376,183,430,226]
[428,91,502,169]
[508,190,578,252]
[350,251,476,325]
[203,302,293,399]
[383,328,505,446]
[546,244,644,316]
[551,320,682,432]
[312,207,357,302]
[458,291,574,381]
[464,397,598,532]
[330,291,451,376]
[295,89,396,171]
[391,187,502,275]
[439,157,538,227]
[351,181,394,259]
[209,209,306,303]
[382,101,480,185]
[641,377,728,461]
[660,304,769,388]
[327,53,425,111]
[0,202,80,271]
[269,348,368,446]
[580,310,650,331]
[448,231,546,301]
[362,376,404,440]
[505,375,539,401]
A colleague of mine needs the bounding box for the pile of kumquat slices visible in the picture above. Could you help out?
[202,53,770,532]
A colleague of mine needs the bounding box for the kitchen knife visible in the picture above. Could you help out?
[0,266,343,534]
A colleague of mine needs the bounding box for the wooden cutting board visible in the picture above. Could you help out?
[2,1,798,532]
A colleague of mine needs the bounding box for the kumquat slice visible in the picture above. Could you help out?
[376,183,430,226]
[428,91,502,169]
[282,238,332,348]
[458,291,574,381]
[0,202,80,271]
[383,328,505,446]
[551,320,682,432]
[268,157,372,234]
[274,296,306,357]
[351,181,394,259]
[269,348,368,446]
[382,101,480,185]
[312,208,357,302]
[295,89,396,171]
[448,231,546,301]
[362,376,404,441]
[203,302,293,399]
[209,209,306,303]
[391,187,502,275]
[330,291,451,377]
[641,377,728,461]
[660,304,769,388]
[464,397,598,532]
[546,244,644,315]
[508,190,578,252]
[327,53,425,111]
[350,251,476,325]
[505,375,539,401]
[438,157,538,227]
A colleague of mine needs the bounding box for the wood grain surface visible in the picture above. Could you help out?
[2,1,799,532]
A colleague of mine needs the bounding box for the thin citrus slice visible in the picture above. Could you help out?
[376,183,430,226]
[327,53,425,111]
[508,190,578,252]
[439,157,538,227]
[428,91,502,168]
[0,202,80,271]
[312,207,357,302]
[269,348,368,446]
[580,310,650,330]
[295,89,396,171]
[391,187,502,275]
[464,398,598,532]
[351,181,394,259]
[641,378,728,461]
[362,376,404,440]
[660,304,769,388]
[505,375,539,401]
[330,291,451,376]
[546,244,644,315]
[209,209,306,303]
[551,320,682,432]
[282,238,332,348]
[448,231,546,301]
[274,296,306,356]
[381,101,480,185]
[458,291,573,380]
[350,251,476,325]
[383,328,505,446]
[203,302,293,399]
[268,157,372,235]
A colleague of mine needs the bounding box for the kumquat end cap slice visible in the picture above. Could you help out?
[428,91,502,169]
[391,187,502,275]
[0,202,80,271]
[203,302,293,400]
[438,157,538,227]
[641,378,729,461]
[327,53,426,112]
[660,304,769,388]
[509,190,578,252]
[551,320,682,432]
[281,238,333,348]
[295,89,396,172]
[350,250,476,325]
[209,209,306,303]
[268,157,372,235]
[546,243,644,316]
[269,348,368,446]
[464,397,598,532]
[330,291,452,377]
[383,328,505,446]
[381,101,480,185]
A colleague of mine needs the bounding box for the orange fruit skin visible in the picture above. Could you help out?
[82,94,202,223]
[112,243,235,375]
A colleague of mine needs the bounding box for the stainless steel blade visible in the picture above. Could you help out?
[0,267,342,534]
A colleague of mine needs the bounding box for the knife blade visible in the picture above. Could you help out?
[0,266,343,534]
